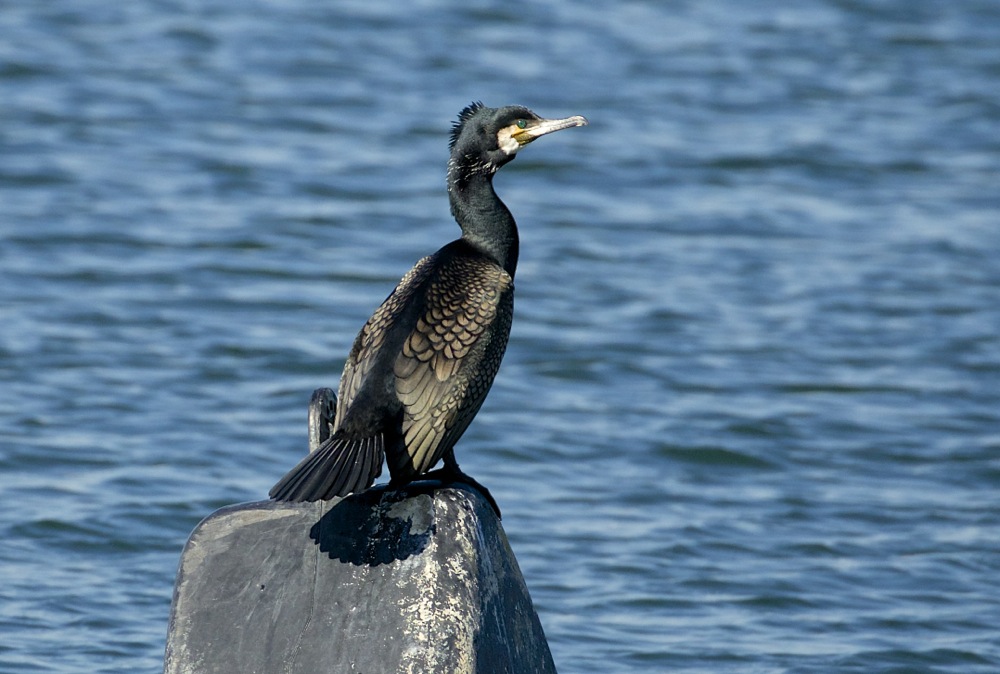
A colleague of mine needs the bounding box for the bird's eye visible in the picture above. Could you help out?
[515,119,527,129]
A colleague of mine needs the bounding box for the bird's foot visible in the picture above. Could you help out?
[420,468,502,520]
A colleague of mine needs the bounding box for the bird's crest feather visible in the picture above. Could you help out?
[450,101,486,150]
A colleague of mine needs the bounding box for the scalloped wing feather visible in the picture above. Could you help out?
[393,257,513,475]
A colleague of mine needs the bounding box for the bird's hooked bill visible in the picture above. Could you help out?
[513,115,589,145]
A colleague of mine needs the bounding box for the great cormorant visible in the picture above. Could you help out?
[269,102,587,515]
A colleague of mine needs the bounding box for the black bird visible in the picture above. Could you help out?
[269,102,587,514]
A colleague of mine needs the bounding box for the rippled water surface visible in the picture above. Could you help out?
[3,1,999,672]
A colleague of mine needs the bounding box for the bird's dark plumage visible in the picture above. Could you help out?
[269,103,587,514]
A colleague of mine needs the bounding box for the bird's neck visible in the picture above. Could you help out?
[448,171,519,277]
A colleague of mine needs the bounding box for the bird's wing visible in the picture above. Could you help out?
[335,255,438,431]
[393,258,513,476]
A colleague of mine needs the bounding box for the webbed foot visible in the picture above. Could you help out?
[420,467,502,519]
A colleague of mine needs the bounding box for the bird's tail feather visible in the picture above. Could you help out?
[269,432,384,502]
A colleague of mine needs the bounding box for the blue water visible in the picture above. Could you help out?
[2,1,999,672]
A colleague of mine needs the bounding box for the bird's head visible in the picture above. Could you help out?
[448,102,587,180]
